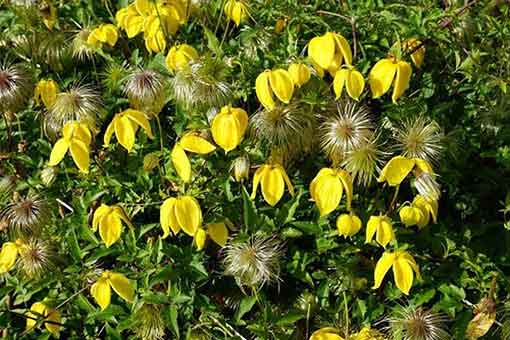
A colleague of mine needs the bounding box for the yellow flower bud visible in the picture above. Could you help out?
[232,155,250,182]
[365,215,395,248]
[307,32,352,71]
[288,63,311,88]
[336,213,362,238]
[310,168,353,216]
[211,106,249,152]
[224,0,248,27]
[255,69,294,109]
[165,44,199,71]
[399,205,423,227]
[34,79,59,109]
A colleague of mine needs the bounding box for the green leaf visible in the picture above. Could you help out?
[235,295,257,324]
[242,185,258,227]
[203,27,222,57]
[275,311,305,326]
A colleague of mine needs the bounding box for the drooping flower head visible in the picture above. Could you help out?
[48,121,92,173]
[160,195,203,238]
[103,108,154,152]
[366,215,395,248]
[34,79,58,109]
[255,68,295,109]
[165,43,199,71]
[224,0,249,26]
[373,250,420,295]
[288,63,311,88]
[170,132,216,182]
[87,24,118,48]
[400,195,438,229]
[26,301,62,337]
[211,105,249,152]
[310,167,353,216]
[92,204,133,247]
[251,163,294,206]
[337,213,362,238]
[90,270,135,310]
[369,53,412,103]
[308,32,353,75]
[333,66,365,101]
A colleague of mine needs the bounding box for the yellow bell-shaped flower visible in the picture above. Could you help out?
[211,106,249,152]
[170,133,216,182]
[373,250,420,295]
[310,168,353,216]
[288,63,311,88]
[26,301,62,336]
[378,156,433,186]
[255,69,295,109]
[91,271,135,310]
[160,195,203,237]
[412,195,438,228]
[251,163,294,206]
[195,222,229,250]
[165,44,199,71]
[333,66,365,100]
[92,204,133,247]
[224,0,248,26]
[104,109,154,152]
[0,239,25,273]
[399,205,424,227]
[309,327,344,340]
[366,215,395,248]
[369,57,412,103]
[337,213,362,238]
[48,122,92,173]
[87,24,119,48]
[308,32,353,73]
[34,79,58,109]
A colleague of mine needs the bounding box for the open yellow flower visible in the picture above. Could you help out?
[369,57,412,103]
[366,215,395,248]
[337,213,362,238]
[48,122,92,173]
[400,195,438,228]
[170,133,216,182]
[26,301,61,336]
[165,44,199,71]
[373,250,420,295]
[160,195,203,237]
[195,222,229,250]
[92,204,133,248]
[378,156,433,186]
[308,32,352,74]
[333,67,365,100]
[87,24,119,48]
[255,69,294,109]
[310,168,353,216]
[34,79,58,109]
[251,163,294,206]
[309,327,344,340]
[104,109,154,152]
[288,63,311,88]
[91,271,134,310]
[211,106,249,152]
[224,0,248,26]
[0,239,26,273]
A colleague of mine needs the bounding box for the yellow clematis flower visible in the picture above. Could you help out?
[165,44,199,71]
[337,213,362,238]
[194,222,229,250]
[26,301,62,336]
[401,195,438,228]
[378,155,433,186]
[0,239,26,273]
[310,168,353,216]
[87,24,119,48]
[251,163,294,206]
[34,79,58,109]
[255,69,295,110]
[309,327,344,340]
[373,250,420,295]
[48,122,92,173]
[308,32,352,74]
[104,109,154,152]
[92,204,133,248]
[170,133,216,182]
[91,271,135,310]
[365,215,395,248]
[333,66,365,100]
[369,57,412,103]
[288,63,311,88]
[211,106,249,152]
[160,195,203,238]
[399,205,424,228]
[224,0,248,27]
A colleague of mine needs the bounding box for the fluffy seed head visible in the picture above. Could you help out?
[0,175,17,196]
[382,305,449,340]
[0,193,49,237]
[132,304,166,340]
[414,173,441,201]
[17,237,56,278]
[72,29,95,61]
[223,234,284,292]
[0,62,33,113]
[394,116,443,163]
[124,68,166,115]
[319,100,373,164]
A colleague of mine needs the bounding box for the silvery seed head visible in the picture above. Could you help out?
[381,305,449,340]
[132,304,166,340]
[17,237,56,278]
[72,28,96,62]
[394,116,443,164]
[124,68,167,115]
[0,193,49,237]
[0,62,33,113]
[414,173,441,201]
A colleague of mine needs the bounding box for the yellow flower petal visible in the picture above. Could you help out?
[48,138,70,166]
[125,15,144,38]
[268,69,294,104]
[125,109,153,139]
[91,277,111,310]
[108,272,134,303]
[392,61,412,103]
[369,58,398,99]
[309,327,345,340]
[288,63,310,88]
[44,308,61,336]
[336,169,353,211]
[399,206,422,227]
[171,144,191,183]
[276,164,295,196]
[92,204,112,232]
[231,1,246,26]
[103,120,116,147]
[101,24,119,47]
[195,228,207,250]
[160,197,179,237]
[69,139,90,173]
[0,242,19,274]
[179,134,216,154]
[378,156,416,186]
[414,158,434,174]
[313,173,343,217]
[99,213,122,248]
[251,165,269,199]
[309,168,336,201]
[74,123,92,145]
[255,71,275,109]
[175,196,202,236]
[346,68,365,100]
[308,34,335,70]
[26,302,48,331]
[365,215,379,244]
[393,255,414,295]
[113,206,133,229]
[114,115,136,152]
[261,166,285,206]
[332,33,353,66]
[333,69,348,99]
[373,251,396,289]
[207,222,229,247]
[376,216,395,248]
[336,214,362,238]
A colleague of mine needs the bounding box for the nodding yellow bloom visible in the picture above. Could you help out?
[310,168,353,216]
[104,109,154,152]
[48,122,92,173]
[160,195,203,237]
[369,56,412,103]
[251,163,294,206]
[402,38,425,68]
[309,327,344,340]
[26,301,61,336]
[87,24,119,48]
[91,271,134,310]
[337,213,362,238]
[34,79,58,109]
[195,222,229,250]
[366,215,395,248]
[288,63,311,88]
[224,0,248,27]
[170,133,216,182]
[165,44,199,71]
[92,204,133,248]
[308,32,352,74]
[255,69,295,110]
[378,156,433,186]
[333,66,365,100]
[373,250,420,295]
[400,195,438,228]
[211,106,249,152]
[0,239,26,273]
[399,205,424,228]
